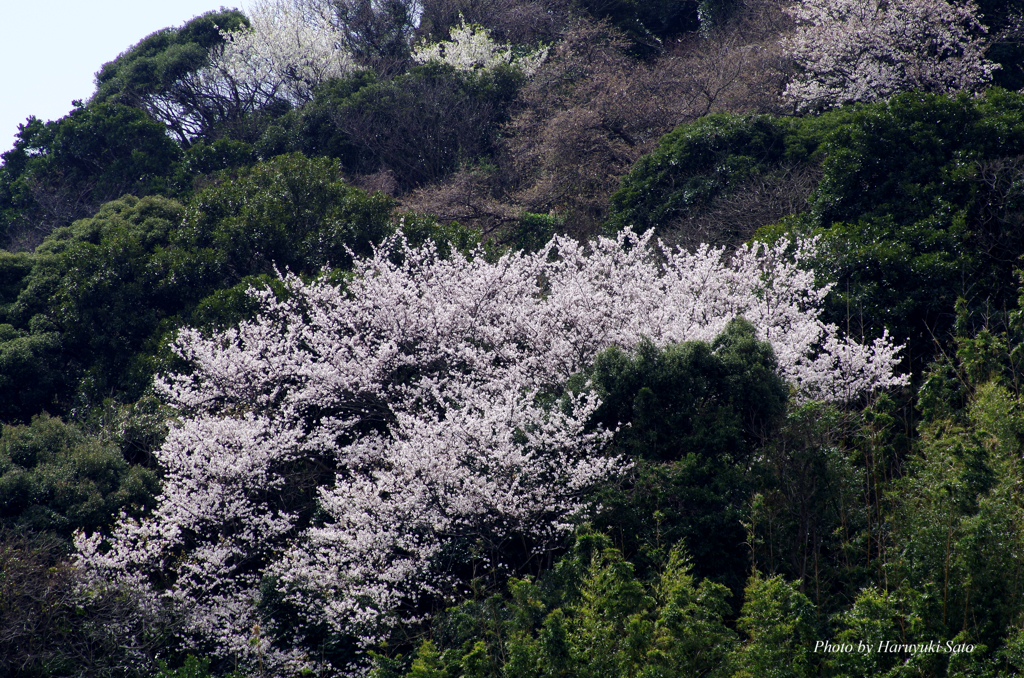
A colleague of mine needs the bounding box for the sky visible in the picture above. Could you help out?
[0,1,241,151]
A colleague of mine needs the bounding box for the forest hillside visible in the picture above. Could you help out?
[4,1,1024,676]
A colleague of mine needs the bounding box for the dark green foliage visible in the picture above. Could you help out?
[260,65,523,189]
[176,152,396,278]
[731,574,819,678]
[745,402,865,612]
[501,212,561,253]
[254,71,379,162]
[807,91,1024,368]
[0,328,64,423]
[152,655,245,678]
[93,9,244,101]
[585,319,788,592]
[607,114,797,235]
[0,250,33,322]
[0,103,182,248]
[575,0,701,56]
[375,532,736,678]
[78,395,172,468]
[171,139,256,193]
[1,252,64,419]
[44,103,181,197]
[589,319,786,463]
[0,414,158,540]
[808,95,994,226]
[153,656,214,678]
[1,249,66,418]
[178,274,287,338]
[978,0,1024,90]
[890,382,1024,650]
[91,9,250,145]
[338,62,522,187]
[7,194,187,409]
[398,211,487,259]
[696,0,736,31]
[738,298,1024,675]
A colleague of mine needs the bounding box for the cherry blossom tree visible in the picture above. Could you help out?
[212,0,354,106]
[412,17,548,75]
[76,230,905,674]
[783,0,997,110]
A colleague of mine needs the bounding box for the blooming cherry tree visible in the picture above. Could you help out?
[77,230,905,674]
[783,0,997,109]
[212,0,354,106]
[413,18,547,75]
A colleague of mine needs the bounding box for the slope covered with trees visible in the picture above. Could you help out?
[4,1,1024,676]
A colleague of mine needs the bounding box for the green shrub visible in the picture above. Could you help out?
[584,319,787,591]
[375,531,736,678]
[0,414,158,539]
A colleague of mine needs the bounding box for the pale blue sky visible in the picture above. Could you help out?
[0,1,241,151]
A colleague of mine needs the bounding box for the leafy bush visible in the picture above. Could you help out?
[377,532,737,678]
[808,90,1024,366]
[343,64,522,188]
[175,152,396,276]
[257,63,523,190]
[92,9,251,144]
[254,70,379,163]
[575,0,702,56]
[585,319,788,591]
[607,113,798,236]
[0,323,63,422]
[730,574,819,678]
[171,139,256,193]
[9,195,188,409]
[0,414,158,540]
[0,103,182,249]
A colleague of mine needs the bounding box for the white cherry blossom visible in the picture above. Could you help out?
[783,0,997,110]
[77,229,905,674]
[413,17,547,75]
[213,0,354,106]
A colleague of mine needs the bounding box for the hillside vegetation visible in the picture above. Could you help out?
[4,1,1024,676]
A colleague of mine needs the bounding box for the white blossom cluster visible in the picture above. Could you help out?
[783,0,997,109]
[76,230,905,674]
[412,18,547,75]
[212,0,354,106]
